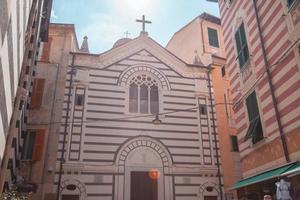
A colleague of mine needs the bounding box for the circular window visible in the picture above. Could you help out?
[206,186,214,192]
[66,184,77,191]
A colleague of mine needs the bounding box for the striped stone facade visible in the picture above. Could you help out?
[52,31,223,200]
[217,0,300,179]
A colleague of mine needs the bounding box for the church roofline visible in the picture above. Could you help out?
[70,33,210,74]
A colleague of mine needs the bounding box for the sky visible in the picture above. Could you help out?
[51,0,220,54]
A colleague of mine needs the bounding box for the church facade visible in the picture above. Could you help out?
[28,23,224,200]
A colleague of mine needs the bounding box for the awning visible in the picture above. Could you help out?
[281,162,300,177]
[232,162,299,190]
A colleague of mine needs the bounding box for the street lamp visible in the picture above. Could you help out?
[152,115,162,125]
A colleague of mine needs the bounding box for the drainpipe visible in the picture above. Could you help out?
[252,0,290,162]
[56,53,75,200]
[200,19,206,54]
[207,65,224,200]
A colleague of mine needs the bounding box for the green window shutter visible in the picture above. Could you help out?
[208,28,219,48]
[235,23,250,69]
[246,91,259,122]
[240,23,247,47]
[235,29,243,67]
[245,91,264,144]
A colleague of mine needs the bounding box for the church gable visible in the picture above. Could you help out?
[90,34,207,79]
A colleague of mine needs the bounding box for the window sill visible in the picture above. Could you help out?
[250,137,267,149]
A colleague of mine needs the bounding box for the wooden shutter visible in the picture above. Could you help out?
[235,28,243,67]
[32,129,45,161]
[246,91,259,122]
[30,79,45,109]
[41,37,52,61]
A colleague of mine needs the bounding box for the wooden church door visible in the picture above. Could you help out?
[130,171,158,200]
[61,195,80,200]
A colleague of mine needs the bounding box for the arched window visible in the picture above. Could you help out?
[140,84,148,113]
[129,83,138,113]
[150,85,159,114]
[128,74,159,114]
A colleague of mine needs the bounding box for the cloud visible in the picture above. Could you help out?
[51,9,58,20]
[79,13,127,53]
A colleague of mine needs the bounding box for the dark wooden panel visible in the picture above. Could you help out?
[131,171,157,200]
[61,195,79,200]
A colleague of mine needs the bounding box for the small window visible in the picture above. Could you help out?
[235,23,249,69]
[221,66,226,77]
[208,28,219,48]
[199,104,207,115]
[22,131,36,160]
[75,94,84,106]
[287,0,295,8]
[245,91,263,144]
[230,135,239,152]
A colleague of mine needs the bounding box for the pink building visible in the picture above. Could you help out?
[209,0,300,199]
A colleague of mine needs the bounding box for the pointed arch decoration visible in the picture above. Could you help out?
[114,136,173,167]
[118,64,170,90]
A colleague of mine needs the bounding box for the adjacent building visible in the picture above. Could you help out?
[0,0,52,194]
[166,12,241,199]
[209,0,300,199]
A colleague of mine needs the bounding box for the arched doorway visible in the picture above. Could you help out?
[115,136,172,200]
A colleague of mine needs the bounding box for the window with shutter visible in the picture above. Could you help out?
[30,78,45,109]
[41,37,52,61]
[208,28,219,48]
[22,129,45,161]
[22,131,36,160]
[235,23,249,69]
[245,91,263,144]
[32,129,45,161]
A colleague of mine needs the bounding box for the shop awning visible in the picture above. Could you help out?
[232,162,299,190]
[281,162,300,177]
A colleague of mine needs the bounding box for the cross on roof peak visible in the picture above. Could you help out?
[136,15,152,33]
[124,31,130,38]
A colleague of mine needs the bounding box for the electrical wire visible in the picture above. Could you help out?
[28,103,232,126]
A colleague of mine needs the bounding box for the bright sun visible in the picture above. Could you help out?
[120,0,152,13]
